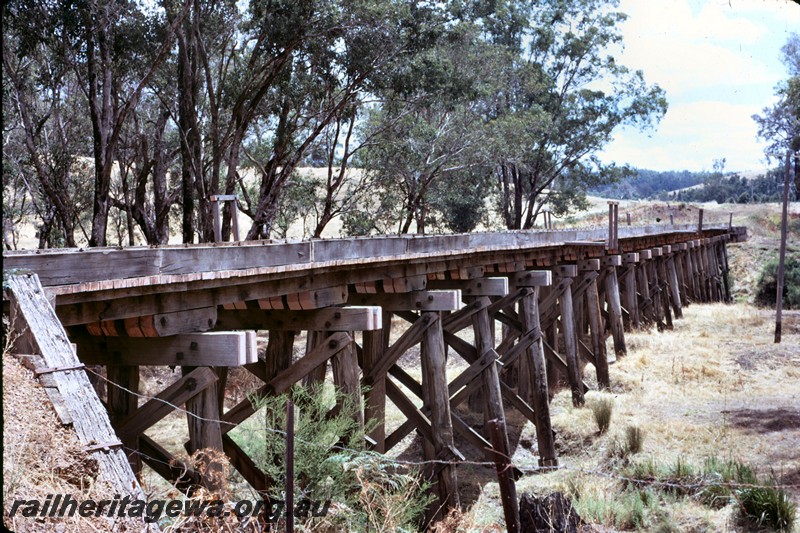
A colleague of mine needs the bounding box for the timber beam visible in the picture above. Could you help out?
[348,290,462,311]
[76,331,258,366]
[216,306,382,331]
[353,274,428,293]
[85,307,218,337]
[426,277,509,296]
[116,367,219,442]
[511,270,553,288]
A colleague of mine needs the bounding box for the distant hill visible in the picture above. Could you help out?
[589,169,707,200]
[590,167,791,203]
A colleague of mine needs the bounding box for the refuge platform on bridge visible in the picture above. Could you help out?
[2,221,747,524]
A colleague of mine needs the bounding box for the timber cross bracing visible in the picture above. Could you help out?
[2,223,746,520]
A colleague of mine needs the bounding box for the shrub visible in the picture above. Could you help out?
[754,253,800,309]
[591,397,614,434]
[232,383,432,531]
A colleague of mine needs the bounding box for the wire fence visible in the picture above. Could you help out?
[86,367,799,493]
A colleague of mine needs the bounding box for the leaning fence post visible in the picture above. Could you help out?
[285,399,294,533]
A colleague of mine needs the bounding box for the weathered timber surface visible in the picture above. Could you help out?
[4,225,741,291]
[116,367,218,442]
[26,227,743,327]
[6,274,144,498]
[216,306,382,331]
[76,331,257,366]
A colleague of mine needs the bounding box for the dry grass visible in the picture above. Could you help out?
[2,349,147,531]
[458,302,800,532]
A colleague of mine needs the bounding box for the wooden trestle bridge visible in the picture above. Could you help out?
[2,216,747,520]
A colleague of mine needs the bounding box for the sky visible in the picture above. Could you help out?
[597,0,800,173]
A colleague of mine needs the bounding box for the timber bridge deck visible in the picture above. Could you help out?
[3,219,747,523]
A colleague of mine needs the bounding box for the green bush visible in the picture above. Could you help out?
[232,383,432,531]
[736,480,796,532]
[755,254,800,309]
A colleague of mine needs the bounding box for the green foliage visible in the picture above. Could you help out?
[754,254,800,309]
[232,383,431,531]
[480,0,667,229]
[430,169,493,233]
[753,32,800,164]
[698,456,757,509]
[571,485,654,530]
[673,167,792,204]
[737,480,797,532]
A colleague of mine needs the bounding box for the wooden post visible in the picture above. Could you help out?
[665,250,683,319]
[107,365,141,475]
[266,331,296,384]
[718,239,732,303]
[516,300,533,405]
[656,251,674,330]
[647,250,666,330]
[487,419,521,533]
[303,331,328,385]
[697,208,704,234]
[182,366,225,492]
[685,242,699,303]
[696,240,710,302]
[636,251,653,324]
[212,199,222,243]
[626,212,631,226]
[517,276,557,466]
[707,241,722,302]
[331,334,363,433]
[230,200,240,242]
[674,244,689,307]
[602,257,626,357]
[776,151,791,343]
[585,275,609,388]
[472,307,506,431]
[421,311,459,515]
[210,194,239,242]
[555,267,584,407]
[623,254,640,329]
[362,324,387,452]
[540,286,560,394]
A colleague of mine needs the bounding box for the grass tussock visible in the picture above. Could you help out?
[590,396,614,434]
[737,480,797,532]
[625,425,645,455]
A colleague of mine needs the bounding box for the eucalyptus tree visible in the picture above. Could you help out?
[3,1,96,248]
[355,17,487,234]
[478,0,667,229]
[754,33,800,200]
[239,0,450,240]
